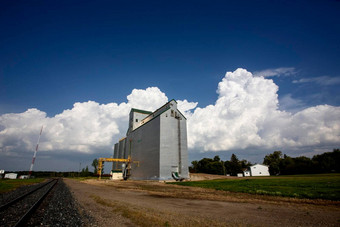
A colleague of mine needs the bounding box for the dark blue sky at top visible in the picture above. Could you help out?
[1,0,339,116]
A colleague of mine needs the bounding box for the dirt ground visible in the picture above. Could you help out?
[64,174,340,227]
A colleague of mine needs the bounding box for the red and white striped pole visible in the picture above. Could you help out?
[29,126,43,178]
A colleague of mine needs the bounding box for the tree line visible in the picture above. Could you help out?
[190,149,339,176]
[263,149,340,175]
[6,149,338,178]
[7,160,100,178]
[6,170,91,178]
[190,154,251,176]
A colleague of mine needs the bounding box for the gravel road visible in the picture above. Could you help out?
[65,178,340,227]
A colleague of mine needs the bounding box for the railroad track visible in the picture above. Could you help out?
[0,179,58,227]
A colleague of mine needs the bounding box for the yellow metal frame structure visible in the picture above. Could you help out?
[97,156,139,179]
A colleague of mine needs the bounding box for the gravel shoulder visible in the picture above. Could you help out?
[64,178,340,227]
[29,179,86,226]
[1,179,88,226]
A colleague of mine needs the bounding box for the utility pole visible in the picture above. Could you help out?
[29,126,43,178]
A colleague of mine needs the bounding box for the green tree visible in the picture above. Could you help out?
[263,151,282,175]
[193,156,225,175]
[312,148,340,173]
[231,154,242,175]
[280,154,295,175]
[213,155,221,162]
[225,154,242,176]
[240,159,252,169]
[92,158,98,174]
[190,160,199,173]
[293,156,314,174]
[80,166,91,177]
[197,158,212,173]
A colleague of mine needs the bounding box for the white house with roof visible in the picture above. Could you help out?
[243,164,270,177]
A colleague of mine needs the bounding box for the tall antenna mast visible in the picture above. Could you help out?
[29,126,43,178]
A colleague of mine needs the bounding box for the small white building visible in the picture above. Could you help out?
[243,164,270,177]
[243,170,251,177]
[110,171,123,180]
[4,173,18,179]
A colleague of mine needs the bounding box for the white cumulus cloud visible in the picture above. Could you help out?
[127,87,168,111]
[186,68,340,152]
[177,99,198,117]
[0,108,48,156]
[279,94,306,113]
[0,87,171,157]
[0,69,339,164]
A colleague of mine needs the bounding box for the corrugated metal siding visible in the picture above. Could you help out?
[118,139,125,159]
[127,116,160,180]
[114,100,189,180]
[113,143,119,170]
[159,108,189,180]
[179,117,189,178]
[118,139,126,170]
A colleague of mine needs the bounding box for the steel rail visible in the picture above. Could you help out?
[0,179,56,212]
[13,179,58,227]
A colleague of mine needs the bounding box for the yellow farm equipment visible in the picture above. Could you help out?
[97,156,139,180]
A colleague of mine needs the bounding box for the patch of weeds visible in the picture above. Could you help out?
[256,190,269,195]
[0,178,45,193]
[90,194,225,227]
[90,195,170,227]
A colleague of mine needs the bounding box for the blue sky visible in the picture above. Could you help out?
[0,0,339,172]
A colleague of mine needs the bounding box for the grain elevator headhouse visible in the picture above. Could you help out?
[112,99,189,180]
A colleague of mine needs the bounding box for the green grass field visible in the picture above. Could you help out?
[0,178,45,193]
[171,174,340,200]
